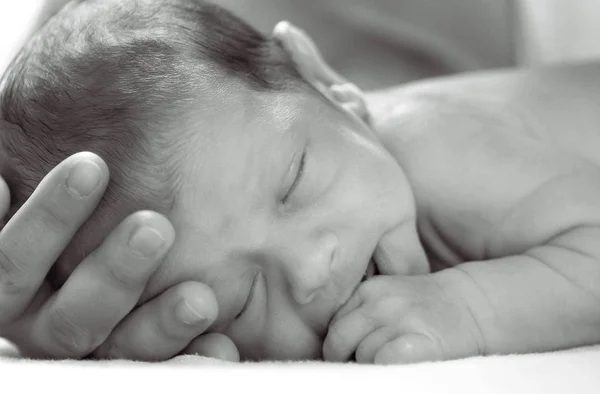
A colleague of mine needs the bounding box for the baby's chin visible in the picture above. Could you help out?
[262,340,323,361]
[241,321,325,361]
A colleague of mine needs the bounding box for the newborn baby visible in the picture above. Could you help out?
[0,0,426,361]
[1,0,599,363]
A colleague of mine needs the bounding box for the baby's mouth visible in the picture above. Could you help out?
[360,257,378,282]
[328,257,379,326]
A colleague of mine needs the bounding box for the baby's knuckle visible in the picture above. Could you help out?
[371,298,397,319]
[48,308,97,356]
[357,279,382,298]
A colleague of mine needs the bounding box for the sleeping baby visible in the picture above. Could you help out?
[0,0,598,363]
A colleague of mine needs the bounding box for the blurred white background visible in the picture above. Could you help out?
[0,1,45,73]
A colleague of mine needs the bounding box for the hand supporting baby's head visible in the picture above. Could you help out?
[0,0,422,360]
[0,0,307,288]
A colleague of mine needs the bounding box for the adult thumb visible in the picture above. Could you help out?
[0,176,10,229]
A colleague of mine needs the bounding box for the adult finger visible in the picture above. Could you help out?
[0,176,10,227]
[0,152,108,324]
[28,210,174,358]
[94,281,218,361]
[182,333,240,362]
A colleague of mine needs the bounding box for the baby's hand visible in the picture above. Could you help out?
[322,274,484,364]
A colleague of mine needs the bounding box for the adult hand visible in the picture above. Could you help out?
[0,151,239,361]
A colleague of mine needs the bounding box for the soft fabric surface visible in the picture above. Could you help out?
[2,338,600,394]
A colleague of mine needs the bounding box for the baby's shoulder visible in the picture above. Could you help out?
[367,86,600,260]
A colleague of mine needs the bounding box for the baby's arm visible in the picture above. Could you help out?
[438,226,600,356]
[324,176,600,363]
[323,231,600,363]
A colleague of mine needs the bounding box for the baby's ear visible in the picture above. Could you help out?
[329,83,370,124]
[272,21,370,124]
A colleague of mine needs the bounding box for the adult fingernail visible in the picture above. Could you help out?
[66,160,102,197]
[128,226,166,258]
[176,300,207,325]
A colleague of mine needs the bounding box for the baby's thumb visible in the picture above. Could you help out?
[374,220,429,276]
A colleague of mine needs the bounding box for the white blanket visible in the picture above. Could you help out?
[2,338,600,394]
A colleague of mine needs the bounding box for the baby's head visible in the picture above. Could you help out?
[0,0,425,360]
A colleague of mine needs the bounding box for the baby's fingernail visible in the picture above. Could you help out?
[176,300,207,325]
[399,334,441,363]
[375,334,441,365]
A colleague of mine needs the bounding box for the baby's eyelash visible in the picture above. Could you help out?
[282,149,306,203]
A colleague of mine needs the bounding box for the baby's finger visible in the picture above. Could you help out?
[0,152,107,324]
[29,211,173,359]
[374,334,442,365]
[326,287,365,333]
[355,327,399,364]
[322,309,377,362]
[374,220,429,276]
[94,281,218,361]
[182,333,240,362]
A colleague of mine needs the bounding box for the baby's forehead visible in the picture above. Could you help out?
[180,85,318,160]
[172,88,328,224]
[176,89,303,196]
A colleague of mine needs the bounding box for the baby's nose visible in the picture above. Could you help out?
[284,232,338,305]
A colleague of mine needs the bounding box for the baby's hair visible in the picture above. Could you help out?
[0,0,304,287]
